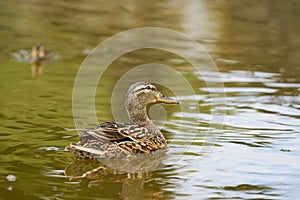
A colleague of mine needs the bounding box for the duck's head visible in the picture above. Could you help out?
[125,82,178,125]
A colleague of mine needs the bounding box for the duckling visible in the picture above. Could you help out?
[31,45,51,77]
[68,82,178,159]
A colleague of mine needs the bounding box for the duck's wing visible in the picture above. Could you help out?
[79,122,149,145]
[69,122,166,158]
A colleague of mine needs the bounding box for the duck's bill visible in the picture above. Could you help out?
[156,97,179,104]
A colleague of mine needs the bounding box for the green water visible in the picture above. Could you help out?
[1,0,300,199]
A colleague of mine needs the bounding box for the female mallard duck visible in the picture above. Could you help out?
[31,45,51,77]
[68,82,178,160]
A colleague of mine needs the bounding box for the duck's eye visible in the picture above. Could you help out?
[146,86,152,90]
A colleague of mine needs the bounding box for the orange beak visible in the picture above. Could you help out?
[156,96,179,104]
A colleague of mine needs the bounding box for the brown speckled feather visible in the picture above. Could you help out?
[68,122,167,159]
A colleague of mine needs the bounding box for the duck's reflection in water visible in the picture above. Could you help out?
[65,150,168,199]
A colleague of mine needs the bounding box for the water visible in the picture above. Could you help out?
[1,0,300,199]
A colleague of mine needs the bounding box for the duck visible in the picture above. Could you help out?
[68,82,179,160]
[31,45,51,77]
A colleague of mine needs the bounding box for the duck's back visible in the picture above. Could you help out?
[69,122,167,159]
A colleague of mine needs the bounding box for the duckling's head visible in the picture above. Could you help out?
[125,82,178,125]
[31,45,45,62]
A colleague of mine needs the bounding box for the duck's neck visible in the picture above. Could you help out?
[127,104,148,125]
[126,103,165,142]
[126,103,154,127]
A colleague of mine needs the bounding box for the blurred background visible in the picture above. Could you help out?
[0,0,300,199]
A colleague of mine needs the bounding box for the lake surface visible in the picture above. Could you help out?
[1,0,300,199]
